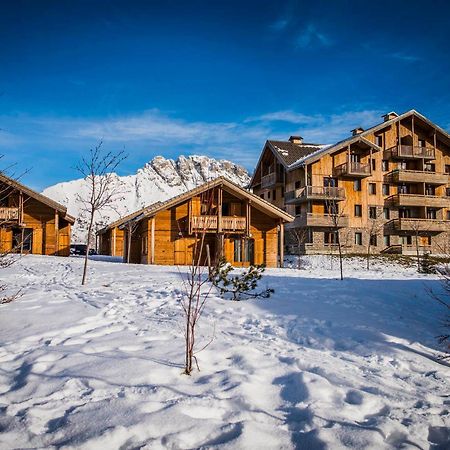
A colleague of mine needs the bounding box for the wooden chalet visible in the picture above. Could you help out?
[0,173,74,256]
[251,110,450,256]
[97,177,293,267]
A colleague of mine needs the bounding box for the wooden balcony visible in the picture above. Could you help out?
[386,169,448,185]
[384,145,435,160]
[388,218,450,233]
[191,215,246,233]
[0,207,19,222]
[333,161,371,178]
[261,172,283,189]
[292,213,349,228]
[285,186,346,204]
[386,193,449,208]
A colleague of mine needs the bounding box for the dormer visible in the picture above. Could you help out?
[289,136,303,145]
[382,111,399,122]
[351,127,365,136]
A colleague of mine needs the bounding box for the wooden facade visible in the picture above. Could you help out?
[0,174,74,256]
[97,178,293,267]
[251,110,450,256]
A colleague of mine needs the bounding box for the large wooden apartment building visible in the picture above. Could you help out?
[98,177,293,267]
[0,173,74,256]
[250,110,450,255]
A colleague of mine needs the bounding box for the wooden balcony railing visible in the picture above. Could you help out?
[294,213,349,228]
[191,215,246,233]
[0,207,19,221]
[286,186,346,203]
[384,145,435,160]
[333,161,371,178]
[385,193,449,208]
[385,169,448,185]
[261,172,281,189]
[387,218,450,233]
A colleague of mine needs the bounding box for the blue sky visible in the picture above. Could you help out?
[1,0,450,190]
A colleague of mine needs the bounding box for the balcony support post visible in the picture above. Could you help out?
[19,190,24,224]
[54,209,59,256]
[150,217,155,264]
[245,200,250,236]
[217,186,222,233]
[279,220,284,268]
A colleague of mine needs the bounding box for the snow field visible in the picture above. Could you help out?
[0,255,449,449]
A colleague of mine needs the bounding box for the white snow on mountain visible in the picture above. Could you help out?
[41,155,250,243]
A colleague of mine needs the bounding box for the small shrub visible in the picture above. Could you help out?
[211,258,274,301]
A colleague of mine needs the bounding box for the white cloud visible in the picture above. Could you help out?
[0,108,385,174]
[296,24,332,49]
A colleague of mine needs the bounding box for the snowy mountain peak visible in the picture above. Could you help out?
[42,155,250,243]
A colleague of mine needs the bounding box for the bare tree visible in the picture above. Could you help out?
[179,190,215,374]
[0,156,30,303]
[288,226,309,269]
[366,206,385,270]
[76,142,127,285]
[325,197,347,281]
[407,219,432,272]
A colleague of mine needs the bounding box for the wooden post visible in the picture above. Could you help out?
[246,200,250,236]
[218,186,222,233]
[19,191,24,224]
[150,216,155,264]
[54,210,59,256]
[412,114,415,148]
[112,227,117,256]
[279,220,284,268]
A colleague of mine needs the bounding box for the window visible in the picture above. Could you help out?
[325,202,338,215]
[353,179,362,191]
[273,189,276,201]
[425,185,435,196]
[295,181,301,189]
[370,235,377,246]
[354,204,362,217]
[369,206,377,219]
[267,191,271,199]
[369,183,376,195]
[281,187,284,198]
[427,208,437,219]
[375,135,383,147]
[447,210,450,220]
[400,208,411,218]
[402,236,412,245]
[141,236,148,255]
[418,139,426,148]
[295,205,302,216]
[398,161,407,170]
[324,177,338,187]
[355,232,363,245]
[13,228,33,253]
[371,159,376,171]
[243,239,254,263]
[445,165,450,174]
[324,231,337,244]
[383,208,390,220]
[446,188,450,197]
[398,184,408,194]
[424,163,435,172]
[382,184,390,196]
[383,235,390,247]
[234,239,242,262]
[382,160,389,171]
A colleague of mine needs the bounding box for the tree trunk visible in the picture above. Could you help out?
[415,232,420,272]
[337,230,343,281]
[367,243,371,270]
[82,211,94,285]
[127,229,132,263]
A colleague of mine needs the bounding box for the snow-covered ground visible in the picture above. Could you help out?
[0,255,449,449]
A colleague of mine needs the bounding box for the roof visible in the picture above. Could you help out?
[0,172,75,223]
[289,109,450,169]
[267,140,326,166]
[99,177,293,233]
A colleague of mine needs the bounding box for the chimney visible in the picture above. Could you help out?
[289,135,303,144]
[351,127,365,136]
[382,111,399,122]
